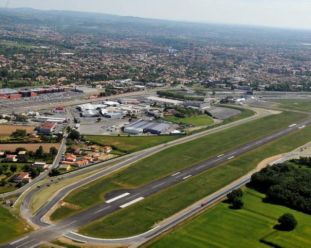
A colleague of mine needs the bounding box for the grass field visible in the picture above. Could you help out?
[147,188,311,248]
[50,112,306,221]
[0,205,32,244]
[0,143,60,152]
[85,135,180,154]
[78,124,311,238]
[164,115,214,127]
[273,99,311,112]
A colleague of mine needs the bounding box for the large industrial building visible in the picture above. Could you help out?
[124,119,172,135]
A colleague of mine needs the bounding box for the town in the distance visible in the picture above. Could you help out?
[0,5,311,248]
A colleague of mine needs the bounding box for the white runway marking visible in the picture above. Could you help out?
[227,156,235,160]
[183,175,192,180]
[171,172,181,176]
[10,236,29,245]
[106,192,130,203]
[120,197,144,208]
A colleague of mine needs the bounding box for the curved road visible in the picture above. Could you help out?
[4,117,311,248]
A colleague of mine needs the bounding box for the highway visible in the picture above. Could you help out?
[3,117,311,248]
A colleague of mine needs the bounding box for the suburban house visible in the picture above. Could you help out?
[12,172,31,183]
[5,154,18,162]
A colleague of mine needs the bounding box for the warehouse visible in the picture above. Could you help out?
[124,119,172,135]
[81,110,100,118]
[147,96,183,106]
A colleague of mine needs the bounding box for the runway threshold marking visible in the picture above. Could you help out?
[120,197,144,208]
[106,192,130,203]
[10,236,29,245]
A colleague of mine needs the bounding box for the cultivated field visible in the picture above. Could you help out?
[0,206,32,244]
[78,123,311,238]
[0,143,60,152]
[148,188,311,248]
[50,111,306,221]
[85,135,180,154]
[0,125,35,135]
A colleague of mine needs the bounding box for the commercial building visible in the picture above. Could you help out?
[37,122,57,134]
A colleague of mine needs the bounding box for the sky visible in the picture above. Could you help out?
[2,0,311,30]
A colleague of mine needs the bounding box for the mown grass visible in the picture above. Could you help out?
[85,135,180,154]
[164,115,214,126]
[147,188,311,248]
[0,205,32,244]
[273,99,311,112]
[78,124,311,238]
[50,111,307,221]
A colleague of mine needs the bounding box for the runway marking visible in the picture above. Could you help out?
[217,154,224,158]
[10,236,29,245]
[16,240,34,248]
[152,182,166,189]
[95,205,111,214]
[289,123,297,128]
[299,125,306,129]
[227,156,235,160]
[120,197,144,208]
[106,192,130,203]
[183,175,192,180]
[171,172,181,176]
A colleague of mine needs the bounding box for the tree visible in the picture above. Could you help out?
[11,129,27,139]
[277,213,297,231]
[231,198,244,209]
[49,147,58,156]
[10,164,17,173]
[35,146,44,158]
[49,169,60,177]
[227,189,243,203]
[68,129,80,140]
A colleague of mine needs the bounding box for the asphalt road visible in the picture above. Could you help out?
[3,117,311,248]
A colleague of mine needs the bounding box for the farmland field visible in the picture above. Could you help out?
[0,205,32,244]
[50,111,307,221]
[78,124,311,238]
[147,188,311,248]
[0,143,60,152]
[85,135,180,153]
[0,125,35,136]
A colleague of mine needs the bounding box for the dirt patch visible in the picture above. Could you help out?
[0,143,60,152]
[0,124,35,135]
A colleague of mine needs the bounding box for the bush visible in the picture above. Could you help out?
[277,213,297,231]
[227,189,244,209]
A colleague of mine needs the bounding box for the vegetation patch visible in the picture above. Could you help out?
[85,135,180,154]
[0,205,31,244]
[146,188,311,248]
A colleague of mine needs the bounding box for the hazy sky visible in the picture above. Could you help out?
[2,0,311,30]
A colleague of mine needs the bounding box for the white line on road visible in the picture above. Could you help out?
[152,182,166,189]
[106,192,130,203]
[183,175,192,180]
[217,154,224,158]
[95,206,111,214]
[227,156,235,160]
[10,236,29,245]
[171,172,181,176]
[289,124,297,128]
[120,197,144,208]
[16,240,34,248]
